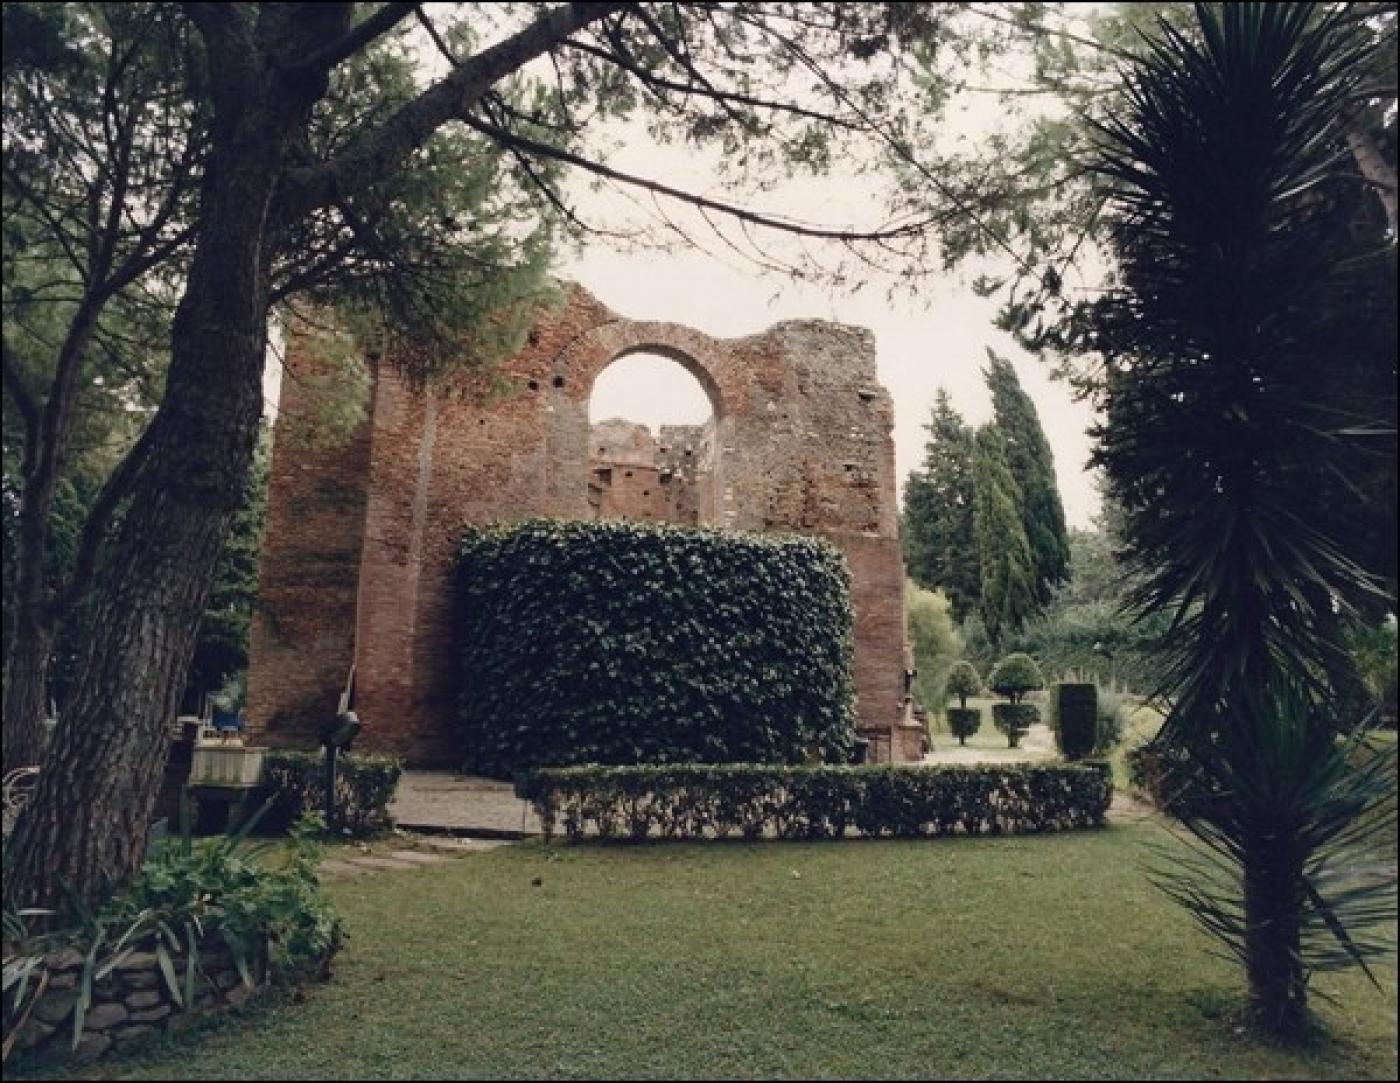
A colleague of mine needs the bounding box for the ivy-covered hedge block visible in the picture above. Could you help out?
[454,519,857,776]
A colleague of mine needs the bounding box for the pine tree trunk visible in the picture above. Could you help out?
[4,126,280,908]
[1,619,53,769]
[1243,840,1309,1041]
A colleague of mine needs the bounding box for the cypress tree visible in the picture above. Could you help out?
[902,390,979,620]
[983,350,1071,605]
[973,425,1037,644]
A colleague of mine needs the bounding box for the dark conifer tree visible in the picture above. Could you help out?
[902,389,979,620]
[983,350,1071,605]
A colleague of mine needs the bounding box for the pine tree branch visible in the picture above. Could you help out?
[279,2,627,216]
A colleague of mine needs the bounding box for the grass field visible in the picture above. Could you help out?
[21,820,1396,1081]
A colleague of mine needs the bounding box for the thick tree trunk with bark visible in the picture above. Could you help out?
[5,125,281,908]
[1,619,54,769]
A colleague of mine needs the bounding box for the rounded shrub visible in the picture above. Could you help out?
[946,707,981,745]
[454,519,857,776]
[993,702,1039,747]
[945,660,982,709]
[988,653,1045,704]
[1051,682,1098,760]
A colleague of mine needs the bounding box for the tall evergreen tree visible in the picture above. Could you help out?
[972,425,1037,644]
[902,389,978,619]
[983,350,1071,606]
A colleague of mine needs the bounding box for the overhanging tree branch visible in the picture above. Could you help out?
[287,2,419,76]
[280,1,628,216]
[460,111,933,243]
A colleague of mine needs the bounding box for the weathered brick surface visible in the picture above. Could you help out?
[248,284,916,763]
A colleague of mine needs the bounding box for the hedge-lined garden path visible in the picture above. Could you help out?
[318,835,514,878]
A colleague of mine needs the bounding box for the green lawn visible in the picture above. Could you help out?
[24,821,1396,1080]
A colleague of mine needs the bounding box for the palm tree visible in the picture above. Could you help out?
[1087,2,1397,1041]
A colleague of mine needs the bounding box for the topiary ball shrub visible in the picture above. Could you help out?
[1052,683,1098,760]
[988,653,1045,704]
[993,703,1039,748]
[946,707,981,745]
[454,519,857,776]
[945,661,982,709]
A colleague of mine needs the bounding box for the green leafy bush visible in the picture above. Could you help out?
[946,661,982,708]
[261,751,402,838]
[1051,683,1098,760]
[1095,688,1127,751]
[993,703,1040,747]
[454,519,857,775]
[906,582,962,717]
[516,763,1112,842]
[988,653,1045,703]
[946,707,981,745]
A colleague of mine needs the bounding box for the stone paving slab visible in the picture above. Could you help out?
[384,850,447,865]
[391,771,543,835]
[415,836,515,853]
[343,855,423,871]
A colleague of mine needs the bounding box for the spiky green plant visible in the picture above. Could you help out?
[1087,1,1398,1041]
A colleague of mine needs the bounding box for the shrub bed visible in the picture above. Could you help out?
[515,763,1112,842]
[260,751,401,838]
[455,519,857,775]
[2,818,341,1068]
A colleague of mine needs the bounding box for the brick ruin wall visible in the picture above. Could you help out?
[248,284,921,764]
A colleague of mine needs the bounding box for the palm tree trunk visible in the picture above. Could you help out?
[1243,840,1309,1040]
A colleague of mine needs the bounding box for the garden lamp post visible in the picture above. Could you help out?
[318,710,361,835]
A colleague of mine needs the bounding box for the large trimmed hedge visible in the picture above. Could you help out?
[516,763,1113,841]
[454,519,857,775]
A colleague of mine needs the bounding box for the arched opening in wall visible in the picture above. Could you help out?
[587,351,719,526]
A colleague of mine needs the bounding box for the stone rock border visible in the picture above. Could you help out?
[7,940,269,1066]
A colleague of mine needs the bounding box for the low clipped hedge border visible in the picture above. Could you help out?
[515,763,1113,842]
[261,751,402,838]
[455,519,857,776]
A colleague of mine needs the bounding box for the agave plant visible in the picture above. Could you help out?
[1087,1,1398,1041]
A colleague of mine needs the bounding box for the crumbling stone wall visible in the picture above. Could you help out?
[248,284,921,764]
[588,419,714,524]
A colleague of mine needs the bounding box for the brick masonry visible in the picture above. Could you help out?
[248,283,921,764]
